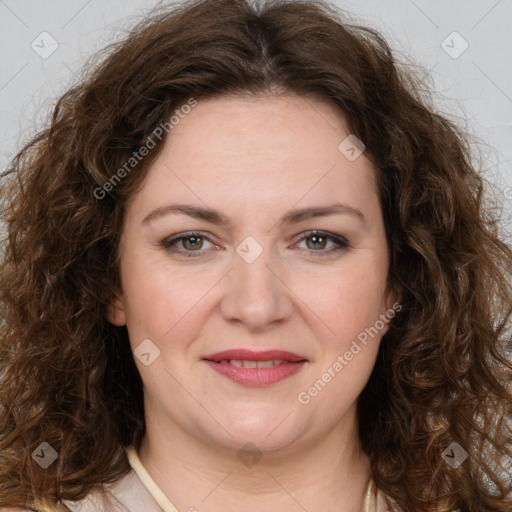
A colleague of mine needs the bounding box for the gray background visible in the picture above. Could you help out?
[1,0,511,231]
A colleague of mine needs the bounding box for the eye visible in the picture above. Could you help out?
[161,230,349,259]
[161,232,217,258]
[294,230,349,257]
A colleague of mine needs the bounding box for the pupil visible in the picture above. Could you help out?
[308,235,325,250]
[185,236,201,250]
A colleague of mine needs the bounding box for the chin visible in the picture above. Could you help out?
[202,406,303,452]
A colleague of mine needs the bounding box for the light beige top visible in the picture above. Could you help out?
[61,445,390,512]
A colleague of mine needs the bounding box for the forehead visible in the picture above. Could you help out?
[164,94,360,167]
[129,94,379,222]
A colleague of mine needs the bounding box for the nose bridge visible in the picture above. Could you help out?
[220,235,292,329]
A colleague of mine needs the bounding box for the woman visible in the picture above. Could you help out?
[1,0,511,511]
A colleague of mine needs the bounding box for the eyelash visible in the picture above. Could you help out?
[161,230,349,258]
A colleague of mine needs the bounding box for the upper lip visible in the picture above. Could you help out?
[203,349,308,362]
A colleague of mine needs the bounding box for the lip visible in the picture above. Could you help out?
[203,349,307,362]
[204,360,307,387]
[202,349,308,387]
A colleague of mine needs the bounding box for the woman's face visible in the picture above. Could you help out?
[108,94,398,453]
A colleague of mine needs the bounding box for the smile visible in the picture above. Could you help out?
[204,360,306,386]
[202,349,308,387]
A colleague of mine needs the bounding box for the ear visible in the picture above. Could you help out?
[385,282,402,311]
[380,282,403,334]
[106,290,127,326]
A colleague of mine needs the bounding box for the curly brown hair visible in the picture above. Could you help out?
[1,0,511,511]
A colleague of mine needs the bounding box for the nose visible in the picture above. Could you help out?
[219,242,294,332]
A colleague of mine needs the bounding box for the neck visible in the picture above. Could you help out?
[137,404,372,512]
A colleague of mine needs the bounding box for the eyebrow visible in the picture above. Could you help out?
[142,202,367,227]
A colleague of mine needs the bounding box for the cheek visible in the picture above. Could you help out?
[309,271,385,403]
[314,262,387,325]
[119,250,219,347]
[118,251,180,338]
[300,260,389,365]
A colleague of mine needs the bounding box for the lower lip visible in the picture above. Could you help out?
[204,360,306,387]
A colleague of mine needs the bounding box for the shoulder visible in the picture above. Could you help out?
[0,508,65,512]
[1,508,66,512]
[373,487,461,512]
[61,468,162,512]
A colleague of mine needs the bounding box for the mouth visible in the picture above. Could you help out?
[202,349,308,387]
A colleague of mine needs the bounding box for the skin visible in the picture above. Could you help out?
[107,94,399,512]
